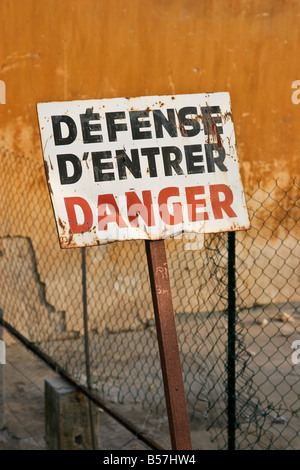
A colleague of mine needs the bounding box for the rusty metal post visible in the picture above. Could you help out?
[145,239,192,450]
[82,247,97,449]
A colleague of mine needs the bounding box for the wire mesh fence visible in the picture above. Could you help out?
[234,178,300,450]
[0,146,299,450]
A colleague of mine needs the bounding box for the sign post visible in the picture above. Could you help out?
[38,92,250,450]
[145,239,192,450]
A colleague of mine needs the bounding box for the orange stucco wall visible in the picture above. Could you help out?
[0,0,299,188]
[0,1,299,341]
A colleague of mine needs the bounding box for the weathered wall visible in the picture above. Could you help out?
[0,0,299,339]
[0,0,299,182]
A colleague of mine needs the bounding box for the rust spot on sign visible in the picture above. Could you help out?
[204,103,223,150]
[44,161,50,181]
[44,161,54,195]
[68,229,73,245]
[175,110,188,136]
[58,217,65,230]
[223,111,233,122]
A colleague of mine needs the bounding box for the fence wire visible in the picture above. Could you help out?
[234,179,300,449]
[0,146,299,450]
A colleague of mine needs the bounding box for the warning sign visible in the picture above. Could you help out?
[37,92,250,248]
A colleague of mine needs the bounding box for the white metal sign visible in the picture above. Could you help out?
[37,93,250,248]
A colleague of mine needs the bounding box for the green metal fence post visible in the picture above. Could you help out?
[228,231,236,450]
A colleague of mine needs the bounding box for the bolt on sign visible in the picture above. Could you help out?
[37,93,250,248]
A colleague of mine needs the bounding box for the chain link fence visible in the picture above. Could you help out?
[0,146,299,449]
[234,179,300,449]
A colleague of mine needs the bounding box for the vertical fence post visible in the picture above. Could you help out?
[228,231,236,450]
[0,308,5,430]
[82,247,97,450]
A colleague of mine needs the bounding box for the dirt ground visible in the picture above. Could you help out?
[0,330,216,450]
[0,302,300,450]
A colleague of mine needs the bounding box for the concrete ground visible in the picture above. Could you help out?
[0,330,153,450]
[0,330,56,450]
[1,301,299,451]
[0,329,216,451]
